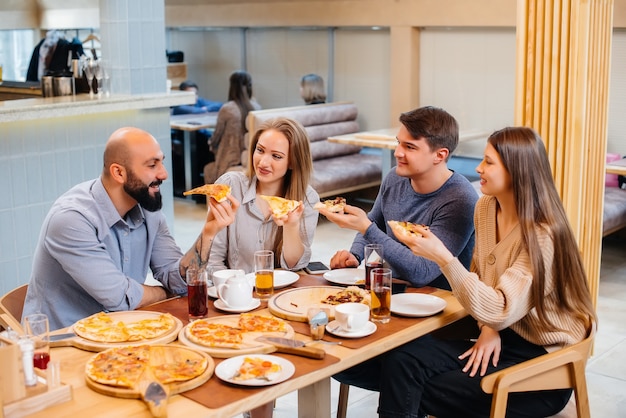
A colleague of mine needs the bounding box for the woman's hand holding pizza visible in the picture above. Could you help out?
[272,200,304,226]
[392,223,454,267]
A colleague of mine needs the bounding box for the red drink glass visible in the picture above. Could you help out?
[24,313,50,370]
[364,244,384,291]
[187,269,208,320]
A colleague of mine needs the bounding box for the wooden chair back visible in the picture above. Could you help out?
[0,284,28,333]
[480,323,596,418]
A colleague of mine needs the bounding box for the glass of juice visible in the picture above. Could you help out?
[187,268,209,321]
[370,267,392,323]
[364,243,384,291]
[23,313,50,369]
[254,250,274,300]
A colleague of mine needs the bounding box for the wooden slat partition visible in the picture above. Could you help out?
[515,0,614,306]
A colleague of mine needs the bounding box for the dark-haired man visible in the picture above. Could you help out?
[319,106,479,289]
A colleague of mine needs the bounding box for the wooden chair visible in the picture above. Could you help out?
[0,284,28,334]
[481,323,596,418]
[337,322,594,418]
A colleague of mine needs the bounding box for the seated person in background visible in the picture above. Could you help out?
[22,127,239,330]
[359,127,597,418]
[204,70,261,184]
[300,73,327,105]
[318,106,478,290]
[172,80,223,115]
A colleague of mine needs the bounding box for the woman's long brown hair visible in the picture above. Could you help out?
[489,127,597,331]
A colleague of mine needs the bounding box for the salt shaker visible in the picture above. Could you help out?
[18,336,37,386]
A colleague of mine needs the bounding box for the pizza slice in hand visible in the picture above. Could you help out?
[259,195,300,218]
[388,220,429,238]
[183,184,231,202]
[314,196,347,213]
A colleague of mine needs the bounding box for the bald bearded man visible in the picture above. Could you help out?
[23,127,240,330]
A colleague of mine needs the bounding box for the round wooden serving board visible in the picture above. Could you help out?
[85,344,214,398]
[177,315,295,358]
[267,286,346,322]
[51,311,183,352]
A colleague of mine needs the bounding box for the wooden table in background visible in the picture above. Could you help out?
[34,274,466,418]
[170,112,218,193]
[606,158,626,176]
[329,128,490,178]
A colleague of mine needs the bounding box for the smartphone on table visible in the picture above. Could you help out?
[304,261,330,275]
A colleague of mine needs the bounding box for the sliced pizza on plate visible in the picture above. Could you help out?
[259,195,300,218]
[183,184,231,202]
[232,356,282,381]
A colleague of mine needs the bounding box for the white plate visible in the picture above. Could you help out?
[208,286,218,299]
[214,298,261,313]
[326,320,377,338]
[245,270,300,289]
[323,268,366,286]
[390,293,447,317]
[215,354,295,386]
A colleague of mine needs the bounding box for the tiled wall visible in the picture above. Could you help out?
[100,0,168,95]
[0,108,174,296]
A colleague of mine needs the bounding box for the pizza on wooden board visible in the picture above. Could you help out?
[314,196,347,213]
[185,314,288,349]
[321,286,371,305]
[73,312,177,343]
[259,195,300,217]
[388,220,430,239]
[186,322,244,349]
[85,345,208,388]
[182,183,231,202]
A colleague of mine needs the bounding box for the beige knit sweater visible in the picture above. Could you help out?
[440,195,587,348]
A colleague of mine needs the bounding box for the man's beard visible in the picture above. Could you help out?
[124,169,163,212]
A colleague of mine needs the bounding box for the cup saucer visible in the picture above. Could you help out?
[214,298,261,313]
[326,320,377,338]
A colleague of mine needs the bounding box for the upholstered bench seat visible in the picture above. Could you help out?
[241,101,383,198]
[471,181,626,237]
[603,187,626,236]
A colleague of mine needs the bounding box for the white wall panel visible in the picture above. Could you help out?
[334,28,390,131]
[608,30,626,156]
[420,27,516,135]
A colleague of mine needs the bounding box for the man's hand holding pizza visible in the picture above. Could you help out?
[181,194,240,277]
[318,204,372,236]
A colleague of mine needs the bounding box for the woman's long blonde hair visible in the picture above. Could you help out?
[489,127,597,331]
[246,117,314,263]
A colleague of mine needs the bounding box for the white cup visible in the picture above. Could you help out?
[334,302,370,332]
[217,272,254,309]
[212,269,245,291]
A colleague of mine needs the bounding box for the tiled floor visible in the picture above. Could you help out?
[172,196,626,418]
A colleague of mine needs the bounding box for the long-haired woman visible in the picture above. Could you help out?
[348,127,597,418]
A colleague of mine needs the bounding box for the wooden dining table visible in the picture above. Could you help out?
[30,273,466,418]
